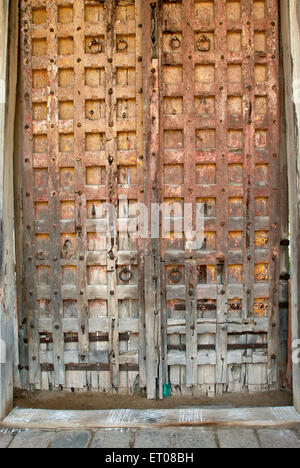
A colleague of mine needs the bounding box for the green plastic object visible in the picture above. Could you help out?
[163,382,171,397]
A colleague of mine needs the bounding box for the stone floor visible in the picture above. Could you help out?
[1,426,300,448]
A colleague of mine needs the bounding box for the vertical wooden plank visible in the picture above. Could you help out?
[47,1,65,387]
[278,4,289,386]
[266,0,280,388]
[143,0,161,399]
[105,0,119,389]
[185,259,198,386]
[144,255,159,399]
[215,0,228,394]
[136,0,147,390]
[240,0,255,389]
[241,0,255,322]
[182,0,198,388]
[156,0,167,400]
[159,259,167,398]
[21,0,41,389]
[74,0,89,367]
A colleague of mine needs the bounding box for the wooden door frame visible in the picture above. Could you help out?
[0,0,300,418]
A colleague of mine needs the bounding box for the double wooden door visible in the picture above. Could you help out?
[19,0,280,398]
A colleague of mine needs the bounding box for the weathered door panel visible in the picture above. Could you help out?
[143,0,280,397]
[19,0,280,397]
[20,0,145,392]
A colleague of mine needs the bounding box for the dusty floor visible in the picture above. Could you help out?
[14,389,293,411]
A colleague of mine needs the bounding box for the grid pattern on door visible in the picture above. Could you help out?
[156,0,280,395]
[20,0,144,392]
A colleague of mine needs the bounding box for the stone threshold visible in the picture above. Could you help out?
[1,406,300,431]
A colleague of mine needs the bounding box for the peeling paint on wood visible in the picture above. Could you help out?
[19,0,281,397]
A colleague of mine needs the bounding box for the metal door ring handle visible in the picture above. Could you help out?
[170,36,181,50]
[88,38,103,54]
[196,35,211,52]
[117,39,128,51]
[119,267,133,283]
[169,268,182,284]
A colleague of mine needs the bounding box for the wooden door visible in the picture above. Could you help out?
[143,0,280,398]
[20,0,145,392]
[19,0,280,398]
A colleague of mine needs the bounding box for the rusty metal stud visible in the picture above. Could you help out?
[54,323,59,330]
[91,205,96,217]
